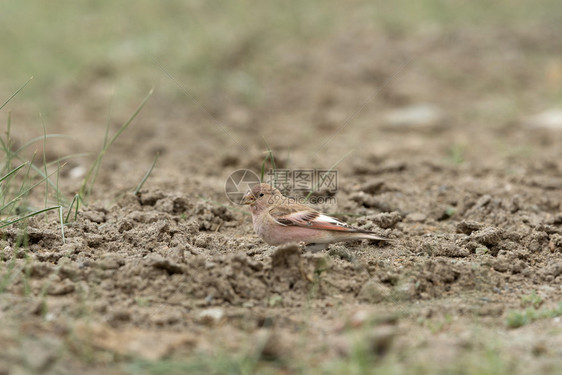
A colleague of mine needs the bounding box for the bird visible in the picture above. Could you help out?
[241,183,389,249]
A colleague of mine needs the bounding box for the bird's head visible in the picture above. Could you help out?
[241,183,282,208]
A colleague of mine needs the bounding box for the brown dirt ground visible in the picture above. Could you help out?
[1,24,562,374]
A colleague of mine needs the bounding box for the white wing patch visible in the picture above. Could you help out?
[314,214,352,229]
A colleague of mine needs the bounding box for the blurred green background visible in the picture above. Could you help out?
[2,0,562,185]
[2,0,561,112]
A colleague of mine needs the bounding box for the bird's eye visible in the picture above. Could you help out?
[259,193,264,197]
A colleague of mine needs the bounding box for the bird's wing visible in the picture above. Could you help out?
[268,204,356,232]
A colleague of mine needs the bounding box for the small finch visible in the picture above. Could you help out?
[241,183,389,248]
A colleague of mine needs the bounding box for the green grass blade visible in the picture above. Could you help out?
[12,155,69,205]
[262,136,276,171]
[0,77,33,111]
[17,153,36,195]
[0,163,27,184]
[0,205,61,229]
[65,194,80,223]
[0,167,61,213]
[259,138,276,184]
[86,95,114,197]
[1,111,13,175]
[1,163,28,209]
[15,134,74,154]
[46,152,90,167]
[80,88,154,198]
[260,154,267,183]
[107,88,154,149]
[9,154,37,217]
[41,116,48,215]
[55,162,61,205]
[103,90,114,149]
[58,206,65,244]
[134,152,159,195]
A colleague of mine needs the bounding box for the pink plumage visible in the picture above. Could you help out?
[241,183,388,247]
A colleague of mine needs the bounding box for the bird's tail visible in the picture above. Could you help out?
[359,232,390,241]
[338,230,390,242]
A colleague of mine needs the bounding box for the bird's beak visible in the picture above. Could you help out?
[241,192,255,205]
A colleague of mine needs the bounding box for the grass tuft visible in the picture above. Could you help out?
[520,290,543,309]
[79,88,153,200]
[1,83,153,247]
[506,302,562,328]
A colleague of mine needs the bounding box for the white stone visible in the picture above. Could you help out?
[383,103,445,130]
[69,165,86,179]
[197,308,225,326]
[525,109,562,130]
